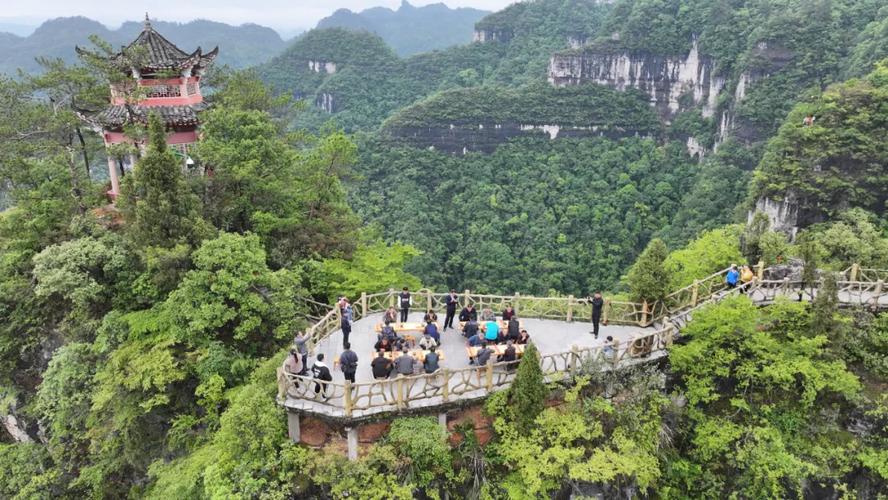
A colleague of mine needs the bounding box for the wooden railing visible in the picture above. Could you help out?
[284,262,888,418]
[278,323,676,418]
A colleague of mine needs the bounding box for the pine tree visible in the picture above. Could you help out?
[507,342,547,434]
[118,113,206,248]
[626,238,671,304]
[811,271,839,336]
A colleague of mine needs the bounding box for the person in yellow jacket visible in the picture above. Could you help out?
[740,265,755,293]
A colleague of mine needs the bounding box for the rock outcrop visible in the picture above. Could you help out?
[387,122,651,154]
[548,39,725,120]
[748,194,800,239]
[473,28,512,43]
[308,60,337,74]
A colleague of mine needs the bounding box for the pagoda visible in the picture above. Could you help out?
[80,15,217,198]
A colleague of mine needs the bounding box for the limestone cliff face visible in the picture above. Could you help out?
[548,40,725,120]
[386,122,650,154]
[316,93,335,113]
[473,28,512,43]
[308,60,337,74]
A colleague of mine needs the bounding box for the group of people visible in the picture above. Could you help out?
[725,264,755,292]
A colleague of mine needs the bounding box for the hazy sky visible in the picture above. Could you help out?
[0,0,516,34]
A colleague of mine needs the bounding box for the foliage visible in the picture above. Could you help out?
[506,342,547,434]
[804,208,888,269]
[751,60,888,223]
[664,225,743,289]
[309,240,422,302]
[0,443,61,499]
[625,238,671,303]
[351,136,695,295]
[118,113,209,248]
[667,296,863,498]
[380,416,453,491]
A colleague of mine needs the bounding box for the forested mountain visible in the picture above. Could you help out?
[259,0,888,294]
[0,16,286,74]
[1,0,887,498]
[316,0,489,56]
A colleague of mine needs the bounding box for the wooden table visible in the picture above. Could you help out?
[459,320,523,332]
[370,349,445,363]
[465,343,525,360]
[375,321,440,334]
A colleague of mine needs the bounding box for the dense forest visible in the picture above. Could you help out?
[1,0,887,498]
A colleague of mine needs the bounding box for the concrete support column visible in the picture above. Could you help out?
[287,412,301,443]
[106,155,120,197]
[438,412,447,431]
[346,427,358,461]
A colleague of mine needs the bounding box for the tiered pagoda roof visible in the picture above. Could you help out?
[97,103,206,128]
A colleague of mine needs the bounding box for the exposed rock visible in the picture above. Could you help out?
[748,195,800,239]
[548,39,725,120]
[387,122,651,154]
[316,93,335,113]
[446,405,492,432]
[357,421,390,443]
[1,414,34,443]
[307,60,337,74]
[473,28,511,43]
[300,416,334,447]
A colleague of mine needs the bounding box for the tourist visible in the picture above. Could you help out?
[517,329,531,345]
[726,264,740,289]
[484,319,500,343]
[444,289,459,330]
[740,265,755,293]
[467,332,483,347]
[418,331,437,350]
[424,320,440,345]
[502,305,515,321]
[384,306,398,324]
[380,319,397,341]
[506,315,520,341]
[463,317,480,339]
[293,332,309,374]
[424,309,438,323]
[311,353,332,397]
[395,348,416,376]
[423,346,440,374]
[480,307,495,322]
[459,303,478,322]
[339,342,358,383]
[498,340,517,368]
[399,287,412,322]
[803,114,815,126]
[339,297,353,348]
[603,335,615,361]
[590,291,604,339]
[371,350,393,380]
[282,348,303,377]
[475,341,493,366]
[374,336,394,352]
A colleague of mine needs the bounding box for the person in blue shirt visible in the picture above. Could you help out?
[424,321,440,345]
[484,320,499,343]
[726,264,740,289]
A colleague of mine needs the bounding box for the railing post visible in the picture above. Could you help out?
[570,345,579,377]
[603,298,610,325]
[464,289,471,307]
[389,288,395,308]
[691,280,700,307]
[782,277,790,296]
[566,295,574,322]
[396,376,405,410]
[485,359,493,392]
[514,292,520,315]
[360,292,367,316]
[276,367,287,400]
[441,369,449,403]
[640,300,649,326]
[344,381,353,417]
[756,260,765,281]
[872,280,884,309]
[850,263,860,282]
[426,289,433,311]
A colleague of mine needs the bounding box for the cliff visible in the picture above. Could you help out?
[548,40,724,121]
[382,83,660,153]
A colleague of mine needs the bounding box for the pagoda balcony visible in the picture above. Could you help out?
[111,76,203,107]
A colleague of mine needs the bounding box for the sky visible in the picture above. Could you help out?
[0,0,516,36]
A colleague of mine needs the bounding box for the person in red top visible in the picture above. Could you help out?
[502,305,516,321]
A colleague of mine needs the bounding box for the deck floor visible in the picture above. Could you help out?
[311,312,647,384]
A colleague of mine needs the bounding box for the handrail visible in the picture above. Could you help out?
[278,323,676,417]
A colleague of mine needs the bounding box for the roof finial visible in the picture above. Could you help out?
[144,13,151,28]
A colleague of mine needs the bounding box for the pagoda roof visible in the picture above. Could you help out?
[78,15,218,73]
[98,103,206,128]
